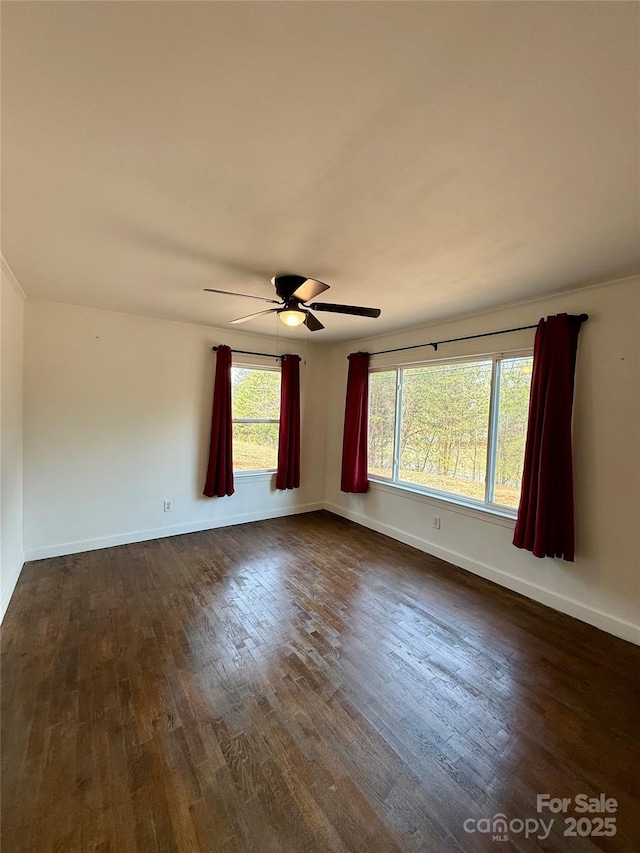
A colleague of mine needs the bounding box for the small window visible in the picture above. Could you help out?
[493,356,533,508]
[231,366,281,472]
[368,370,397,480]
[367,353,533,513]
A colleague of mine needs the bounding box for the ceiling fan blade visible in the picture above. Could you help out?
[308,302,381,318]
[292,278,331,303]
[230,309,280,325]
[271,274,308,300]
[204,288,281,304]
[304,311,325,332]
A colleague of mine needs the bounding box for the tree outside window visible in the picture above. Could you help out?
[232,366,281,472]
[368,354,533,510]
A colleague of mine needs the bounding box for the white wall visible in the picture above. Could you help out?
[324,277,640,644]
[1,261,26,621]
[24,301,328,558]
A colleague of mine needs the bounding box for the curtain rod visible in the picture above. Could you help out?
[369,313,589,357]
[211,346,283,360]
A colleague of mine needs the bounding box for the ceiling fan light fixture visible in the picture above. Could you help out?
[279,309,306,327]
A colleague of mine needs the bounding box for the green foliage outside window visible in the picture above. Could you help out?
[232,367,281,471]
[368,356,533,509]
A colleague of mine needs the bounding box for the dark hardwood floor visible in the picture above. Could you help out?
[1,511,639,852]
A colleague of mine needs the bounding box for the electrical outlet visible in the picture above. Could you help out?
[164,500,173,512]
[433,516,441,530]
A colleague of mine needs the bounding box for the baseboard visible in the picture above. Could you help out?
[324,502,640,646]
[1,551,25,624]
[25,502,325,562]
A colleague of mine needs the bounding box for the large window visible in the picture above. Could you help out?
[368,353,533,511]
[232,366,281,472]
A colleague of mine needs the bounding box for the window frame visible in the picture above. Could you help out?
[367,349,533,518]
[231,361,281,476]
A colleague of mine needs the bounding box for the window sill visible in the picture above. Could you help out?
[367,477,517,528]
[234,470,276,481]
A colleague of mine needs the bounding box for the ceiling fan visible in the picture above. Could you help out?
[204,274,381,331]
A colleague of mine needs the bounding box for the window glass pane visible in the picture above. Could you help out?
[368,371,397,478]
[399,360,492,500]
[233,423,279,471]
[232,367,280,420]
[231,367,280,471]
[494,356,533,508]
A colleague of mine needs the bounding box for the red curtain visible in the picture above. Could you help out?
[341,352,370,493]
[513,314,583,561]
[203,345,235,497]
[276,354,301,490]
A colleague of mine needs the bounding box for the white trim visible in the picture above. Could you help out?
[0,551,25,624]
[1,255,28,301]
[234,470,276,480]
[367,478,517,528]
[27,297,308,346]
[24,503,324,562]
[24,273,639,348]
[324,502,640,646]
[233,419,279,424]
[346,272,638,349]
[19,500,640,645]
[232,361,281,372]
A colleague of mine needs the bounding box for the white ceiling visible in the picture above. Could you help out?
[2,2,638,342]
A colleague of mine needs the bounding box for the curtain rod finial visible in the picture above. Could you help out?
[578,313,589,323]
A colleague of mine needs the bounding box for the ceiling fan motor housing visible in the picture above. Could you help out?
[272,274,309,301]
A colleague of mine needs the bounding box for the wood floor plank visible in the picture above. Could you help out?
[2,510,639,851]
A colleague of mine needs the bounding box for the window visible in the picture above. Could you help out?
[368,353,533,512]
[232,366,281,472]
